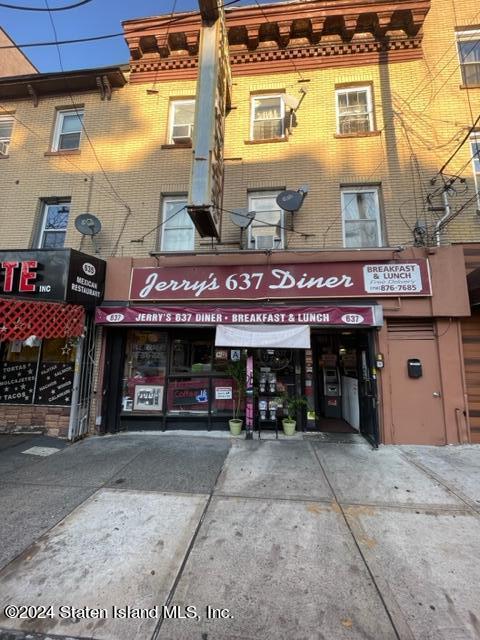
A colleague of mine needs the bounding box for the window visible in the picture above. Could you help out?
[251,95,285,141]
[168,100,195,144]
[160,197,194,252]
[457,31,480,86]
[248,192,284,250]
[341,187,382,248]
[52,108,84,151]
[336,87,374,135]
[471,133,480,206]
[0,116,14,156]
[38,201,70,248]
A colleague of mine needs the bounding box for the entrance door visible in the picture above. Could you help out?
[387,320,445,444]
[357,331,379,446]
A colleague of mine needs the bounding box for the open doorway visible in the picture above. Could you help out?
[312,329,379,445]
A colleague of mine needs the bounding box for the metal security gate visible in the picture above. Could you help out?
[68,314,96,441]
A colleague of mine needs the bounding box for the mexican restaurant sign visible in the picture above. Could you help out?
[0,249,105,307]
[96,305,383,327]
[129,260,431,301]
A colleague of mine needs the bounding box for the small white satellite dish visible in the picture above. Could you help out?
[75,214,102,236]
[284,94,301,110]
[230,208,255,229]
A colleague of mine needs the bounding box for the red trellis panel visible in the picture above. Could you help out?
[0,299,85,341]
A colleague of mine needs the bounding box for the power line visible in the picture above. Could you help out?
[218,206,314,238]
[0,2,240,49]
[131,205,187,243]
[0,0,91,10]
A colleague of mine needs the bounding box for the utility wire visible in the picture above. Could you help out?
[0,2,240,49]
[131,205,187,243]
[218,206,314,238]
[0,0,91,9]
[44,0,131,216]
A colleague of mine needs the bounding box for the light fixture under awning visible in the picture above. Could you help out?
[215,324,311,349]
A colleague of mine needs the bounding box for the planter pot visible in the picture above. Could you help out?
[282,418,296,436]
[229,419,243,436]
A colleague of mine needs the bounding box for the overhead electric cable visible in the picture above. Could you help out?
[0,0,91,10]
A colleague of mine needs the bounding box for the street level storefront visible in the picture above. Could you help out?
[95,246,471,445]
[0,250,105,439]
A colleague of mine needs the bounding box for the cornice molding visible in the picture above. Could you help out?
[124,0,430,82]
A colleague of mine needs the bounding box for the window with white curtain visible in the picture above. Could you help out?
[341,188,382,248]
[248,192,284,250]
[160,197,194,252]
[336,87,374,134]
[457,31,480,86]
[250,95,285,141]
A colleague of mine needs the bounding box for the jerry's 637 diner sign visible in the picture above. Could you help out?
[129,260,431,301]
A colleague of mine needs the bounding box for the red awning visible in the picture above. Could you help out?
[0,299,85,341]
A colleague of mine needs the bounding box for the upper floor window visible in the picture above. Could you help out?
[471,133,480,206]
[341,187,382,248]
[38,201,70,248]
[52,109,84,151]
[251,95,285,141]
[160,196,194,252]
[168,100,195,144]
[457,31,480,86]
[336,86,374,135]
[248,192,284,250]
[0,116,14,156]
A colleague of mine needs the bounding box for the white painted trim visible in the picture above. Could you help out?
[247,190,285,249]
[52,108,84,152]
[160,195,193,252]
[340,187,382,248]
[250,94,285,141]
[335,85,374,134]
[0,115,14,154]
[470,133,480,209]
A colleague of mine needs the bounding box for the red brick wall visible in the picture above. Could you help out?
[0,405,70,438]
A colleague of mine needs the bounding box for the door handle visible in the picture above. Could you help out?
[433,392,441,398]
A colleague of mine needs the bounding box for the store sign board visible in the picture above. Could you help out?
[0,249,105,307]
[130,260,431,301]
[96,304,383,327]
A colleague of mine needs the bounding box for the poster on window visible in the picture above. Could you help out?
[34,363,74,405]
[134,384,164,411]
[0,362,35,404]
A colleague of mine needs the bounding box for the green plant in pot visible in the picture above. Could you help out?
[281,394,308,436]
[225,358,246,436]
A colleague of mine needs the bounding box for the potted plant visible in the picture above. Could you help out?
[281,394,308,436]
[225,359,246,436]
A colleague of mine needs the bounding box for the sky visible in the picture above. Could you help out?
[0,0,273,73]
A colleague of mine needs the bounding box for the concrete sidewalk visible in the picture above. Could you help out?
[0,433,479,640]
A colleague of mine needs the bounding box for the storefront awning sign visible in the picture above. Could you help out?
[130,260,431,301]
[215,324,311,349]
[0,249,105,308]
[96,304,383,327]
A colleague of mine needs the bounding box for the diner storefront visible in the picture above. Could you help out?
[0,250,105,439]
[95,245,471,445]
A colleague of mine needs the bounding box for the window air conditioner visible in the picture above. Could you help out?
[254,234,281,250]
[0,141,9,156]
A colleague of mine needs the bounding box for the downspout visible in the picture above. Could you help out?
[434,189,452,247]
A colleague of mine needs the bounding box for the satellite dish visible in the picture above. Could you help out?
[276,190,304,213]
[75,213,102,236]
[230,208,255,229]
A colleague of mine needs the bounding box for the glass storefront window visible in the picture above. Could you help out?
[0,338,76,406]
[122,330,167,413]
[171,337,213,373]
[210,377,236,416]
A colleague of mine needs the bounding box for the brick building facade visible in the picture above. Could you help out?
[0,0,479,443]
